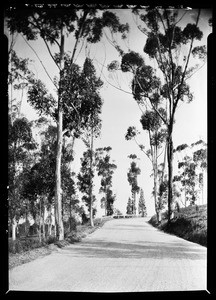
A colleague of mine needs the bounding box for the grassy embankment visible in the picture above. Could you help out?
[148,204,207,247]
[9,217,111,269]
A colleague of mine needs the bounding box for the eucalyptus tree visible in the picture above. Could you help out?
[6,6,129,239]
[176,156,198,206]
[109,8,207,222]
[126,197,133,215]
[192,141,207,204]
[125,109,167,222]
[77,149,97,226]
[8,47,36,240]
[96,146,117,216]
[22,123,76,239]
[78,58,104,226]
[173,140,207,206]
[8,116,37,240]
[138,188,147,217]
[127,154,141,215]
[8,48,35,121]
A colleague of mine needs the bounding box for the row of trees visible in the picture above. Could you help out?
[9,109,118,241]
[108,8,209,223]
[7,7,209,239]
[126,189,147,217]
[173,140,207,207]
[7,7,128,240]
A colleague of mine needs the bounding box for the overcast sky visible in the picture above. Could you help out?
[6,8,212,216]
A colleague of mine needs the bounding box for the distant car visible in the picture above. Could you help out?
[113,214,124,219]
[125,214,133,218]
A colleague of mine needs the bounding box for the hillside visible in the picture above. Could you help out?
[148,204,207,247]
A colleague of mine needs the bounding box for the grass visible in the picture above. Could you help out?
[148,204,207,247]
[9,216,112,269]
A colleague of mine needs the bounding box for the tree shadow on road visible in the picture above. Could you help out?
[59,239,206,261]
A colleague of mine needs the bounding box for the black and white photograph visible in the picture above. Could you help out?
[5,2,212,293]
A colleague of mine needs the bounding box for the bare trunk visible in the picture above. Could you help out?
[54,219,56,238]
[89,200,94,227]
[55,27,65,241]
[48,215,52,236]
[89,125,94,227]
[25,209,28,236]
[153,166,159,222]
[55,109,64,240]
[38,198,42,243]
[153,143,159,222]
[134,192,137,215]
[42,201,46,241]
[167,131,174,223]
[12,217,16,241]
[104,186,107,216]
[157,142,167,222]
[47,205,52,236]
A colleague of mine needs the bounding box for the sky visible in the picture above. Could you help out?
[5,8,212,217]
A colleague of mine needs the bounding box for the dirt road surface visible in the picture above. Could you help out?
[9,217,207,292]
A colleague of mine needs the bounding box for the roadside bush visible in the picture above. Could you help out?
[148,204,207,247]
[46,235,57,245]
[18,220,31,237]
[9,237,45,254]
[64,216,78,238]
[9,240,23,254]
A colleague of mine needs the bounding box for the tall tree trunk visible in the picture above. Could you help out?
[153,164,159,222]
[69,198,72,232]
[25,208,28,237]
[42,199,46,241]
[38,198,42,243]
[54,218,56,238]
[54,13,89,238]
[134,192,137,216]
[105,186,107,216]
[158,142,167,222]
[167,130,174,223]
[89,125,94,227]
[55,107,64,240]
[131,192,134,214]
[48,205,52,236]
[152,144,159,222]
[12,217,17,241]
[55,27,65,241]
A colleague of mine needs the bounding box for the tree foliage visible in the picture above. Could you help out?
[8,116,37,224]
[77,149,96,214]
[96,147,117,216]
[130,8,205,221]
[138,189,147,217]
[6,6,129,238]
[126,197,133,215]
[127,155,141,214]
[174,140,207,206]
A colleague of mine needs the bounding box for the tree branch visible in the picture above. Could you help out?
[176,9,201,105]
[133,137,152,162]
[31,15,61,48]
[43,37,60,71]
[70,10,88,67]
[21,34,58,88]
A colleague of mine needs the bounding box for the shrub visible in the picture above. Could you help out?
[64,216,78,238]
[9,239,23,254]
[46,235,57,245]
[149,204,207,247]
[9,237,45,254]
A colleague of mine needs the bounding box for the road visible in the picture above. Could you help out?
[9,217,207,292]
